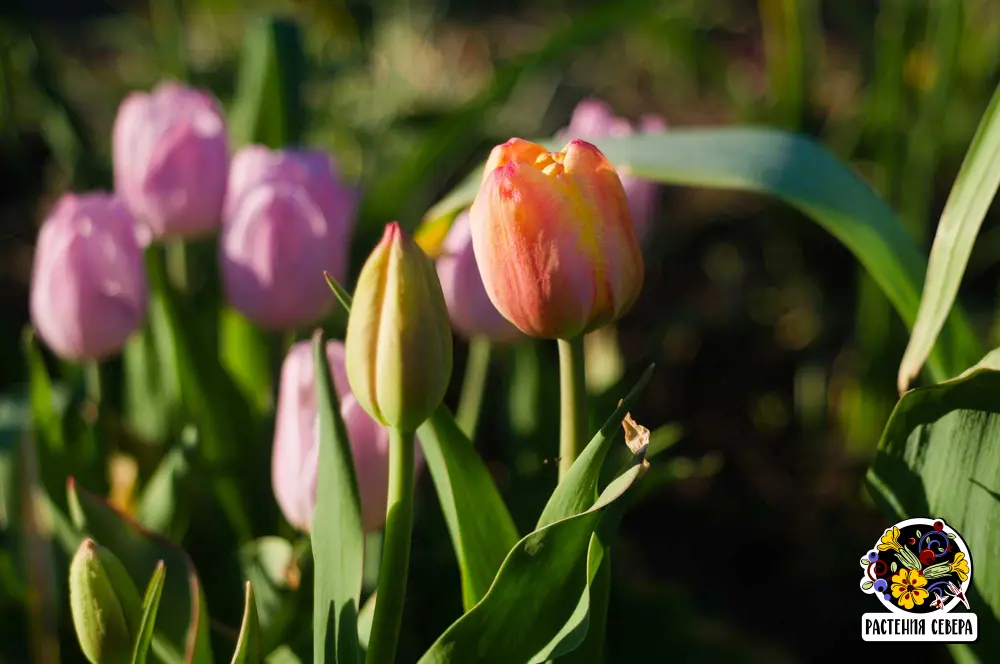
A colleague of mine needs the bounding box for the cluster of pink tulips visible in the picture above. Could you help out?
[31,81,664,539]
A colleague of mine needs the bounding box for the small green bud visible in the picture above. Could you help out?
[69,539,143,664]
[346,222,453,432]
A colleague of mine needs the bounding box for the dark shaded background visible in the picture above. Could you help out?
[3,0,1000,661]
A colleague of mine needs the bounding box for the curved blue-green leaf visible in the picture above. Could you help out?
[418,447,647,664]
[419,129,982,383]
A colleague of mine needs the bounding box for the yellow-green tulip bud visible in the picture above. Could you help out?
[69,539,142,664]
[346,222,453,432]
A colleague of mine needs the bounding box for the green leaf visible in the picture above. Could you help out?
[418,448,648,664]
[357,593,376,652]
[898,81,1000,391]
[891,561,898,573]
[421,129,982,383]
[239,537,301,655]
[132,561,166,664]
[310,330,364,664]
[324,272,353,312]
[231,582,261,664]
[145,247,254,542]
[230,15,306,148]
[123,325,179,445]
[867,348,1000,659]
[220,307,273,417]
[537,365,654,528]
[23,328,63,454]
[417,407,520,610]
[67,479,213,664]
[136,439,196,541]
[862,580,874,591]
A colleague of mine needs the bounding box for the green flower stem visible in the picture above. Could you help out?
[165,239,189,293]
[558,336,588,481]
[456,336,493,440]
[84,361,102,405]
[365,426,415,664]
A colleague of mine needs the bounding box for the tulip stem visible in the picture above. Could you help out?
[558,336,588,480]
[365,427,414,664]
[165,240,188,293]
[456,336,492,441]
[84,362,102,405]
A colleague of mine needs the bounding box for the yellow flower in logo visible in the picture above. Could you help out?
[878,526,902,552]
[950,553,970,582]
[891,568,929,610]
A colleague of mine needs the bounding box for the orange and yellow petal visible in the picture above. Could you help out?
[898,593,915,610]
[482,138,548,182]
[908,569,926,588]
[892,583,907,598]
[470,162,595,338]
[911,588,929,605]
[892,569,909,585]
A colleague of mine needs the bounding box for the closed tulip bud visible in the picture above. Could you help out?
[30,193,148,360]
[69,539,142,664]
[272,341,422,533]
[220,146,356,330]
[346,223,453,432]
[469,138,643,339]
[435,211,521,342]
[113,81,228,239]
[561,99,667,243]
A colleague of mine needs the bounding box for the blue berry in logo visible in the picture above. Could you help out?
[884,593,892,601]
[874,579,887,593]
[867,551,879,563]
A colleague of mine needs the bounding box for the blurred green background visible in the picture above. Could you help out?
[3,0,1000,661]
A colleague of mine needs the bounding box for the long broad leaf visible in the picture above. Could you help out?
[67,479,213,664]
[322,275,519,611]
[310,331,364,664]
[132,561,166,664]
[897,82,1000,392]
[418,447,647,664]
[416,407,520,610]
[528,368,653,661]
[420,129,982,383]
[867,348,1000,662]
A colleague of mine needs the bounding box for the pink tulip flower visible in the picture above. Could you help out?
[30,193,148,360]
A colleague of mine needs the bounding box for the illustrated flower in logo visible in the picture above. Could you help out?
[891,568,929,610]
[950,553,970,582]
[878,526,902,552]
[860,517,973,615]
